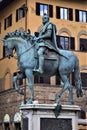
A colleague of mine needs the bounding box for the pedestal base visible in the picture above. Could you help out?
[20,104,81,130]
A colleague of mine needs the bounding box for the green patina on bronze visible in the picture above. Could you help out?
[2,14,83,105]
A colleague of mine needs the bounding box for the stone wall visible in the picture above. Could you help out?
[0,85,87,120]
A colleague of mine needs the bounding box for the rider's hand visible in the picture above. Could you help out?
[34,37,39,41]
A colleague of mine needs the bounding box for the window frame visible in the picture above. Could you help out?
[36,2,53,17]
[56,35,75,50]
[60,7,68,20]
[4,14,12,30]
[80,38,87,52]
[34,75,50,84]
[16,4,25,22]
[56,6,73,21]
[75,9,87,23]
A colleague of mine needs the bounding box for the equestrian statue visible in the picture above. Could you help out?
[1,14,83,105]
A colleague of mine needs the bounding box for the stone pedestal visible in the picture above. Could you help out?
[20,104,81,130]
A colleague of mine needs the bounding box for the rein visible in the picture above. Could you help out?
[13,42,36,59]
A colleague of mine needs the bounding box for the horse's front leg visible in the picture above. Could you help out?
[13,75,24,95]
[25,69,34,104]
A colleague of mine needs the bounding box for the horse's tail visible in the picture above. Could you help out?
[74,58,83,97]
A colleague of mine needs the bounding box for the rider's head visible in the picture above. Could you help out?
[42,13,49,24]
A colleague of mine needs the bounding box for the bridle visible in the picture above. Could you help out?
[13,42,36,59]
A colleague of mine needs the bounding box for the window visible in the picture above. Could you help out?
[7,15,12,27]
[56,6,73,21]
[4,14,12,30]
[75,9,87,23]
[40,4,48,16]
[81,73,87,89]
[80,38,87,52]
[60,8,68,20]
[60,36,69,49]
[34,75,50,84]
[56,36,75,50]
[36,2,53,17]
[16,5,26,22]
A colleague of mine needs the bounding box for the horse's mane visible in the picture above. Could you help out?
[4,30,30,40]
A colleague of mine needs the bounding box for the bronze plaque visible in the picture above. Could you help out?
[40,118,72,130]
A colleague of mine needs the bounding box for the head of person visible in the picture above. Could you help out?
[42,13,49,24]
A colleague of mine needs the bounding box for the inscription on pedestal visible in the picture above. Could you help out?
[40,118,72,130]
[23,118,28,130]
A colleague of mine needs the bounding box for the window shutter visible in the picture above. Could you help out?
[69,8,73,21]
[4,18,6,30]
[16,9,18,22]
[3,46,5,57]
[36,3,40,15]
[56,6,60,19]
[49,5,53,17]
[70,37,75,50]
[75,9,79,22]
[8,14,12,27]
[22,10,25,17]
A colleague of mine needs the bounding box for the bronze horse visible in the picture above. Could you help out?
[2,30,83,104]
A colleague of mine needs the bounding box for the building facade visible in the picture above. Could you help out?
[0,0,87,130]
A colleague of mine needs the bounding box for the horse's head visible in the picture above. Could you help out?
[3,35,14,58]
[2,30,31,58]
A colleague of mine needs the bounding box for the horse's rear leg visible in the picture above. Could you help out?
[55,75,74,105]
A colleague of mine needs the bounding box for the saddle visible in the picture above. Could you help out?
[34,49,59,71]
[35,49,58,61]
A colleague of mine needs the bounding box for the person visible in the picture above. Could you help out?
[33,13,66,73]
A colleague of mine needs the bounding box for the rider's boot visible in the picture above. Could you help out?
[33,55,44,74]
